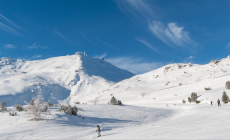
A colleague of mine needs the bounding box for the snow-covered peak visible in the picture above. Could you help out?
[0,54,134,106]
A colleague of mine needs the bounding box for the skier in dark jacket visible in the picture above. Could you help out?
[96,125,101,137]
[211,101,213,105]
[217,99,221,107]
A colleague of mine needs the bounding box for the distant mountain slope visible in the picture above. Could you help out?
[0,54,134,106]
[78,55,230,105]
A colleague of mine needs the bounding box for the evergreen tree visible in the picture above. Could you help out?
[182,99,186,103]
[226,81,230,89]
[188,97,191,103]
[15,105,24,111]
[67,105,72,115]
[191,92,197,102]
[58,105,78,116]
[72,106,78,115]
[222,91,229,104]
[110,96,117,105]
[117,100,122,105]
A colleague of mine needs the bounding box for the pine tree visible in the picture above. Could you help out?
[58,105,78,116]
[67,105,72,115]
[15,105,24,111]
[191,92,197,102]
[226,81,230,89]
[117,100,122,105]
[182,99,186,103]
[188,97,191,103]
[222,91,229,104]
[72,106,78,115]
[110,96,117,105]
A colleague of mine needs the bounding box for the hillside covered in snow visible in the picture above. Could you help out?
[2,55,230,139]
[78,55,230,106]
[0,53,134,106]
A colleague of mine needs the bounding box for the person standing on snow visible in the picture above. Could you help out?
[96,125,101,137]
[217,99,221,107]
[211,101,213,105]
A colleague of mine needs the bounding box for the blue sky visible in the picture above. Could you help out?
[1,0,230,74]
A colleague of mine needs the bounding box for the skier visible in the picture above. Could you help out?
[211,101,213,105]
[217,99,221,107]
[96,125,101,137]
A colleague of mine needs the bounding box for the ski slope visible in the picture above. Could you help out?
[1,104,230,139]
[1,55,230,139]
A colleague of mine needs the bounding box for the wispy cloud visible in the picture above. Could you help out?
[30,54,42,59]
[149,21,196,48]
[136,38,160,53]
[106,56,162,74]
[97,39,118,50]
[226,42,230,48]
[94,52,107,59]
[0,14,24,30]
[55,29,79,46]
[4,44,16,49]
[27,42,48,49]
[0,22,21,36]
[188,56,195,59]
[0,14,23,36]
[116,0,158,19]
[81,32,95,44]
[183,55,196,63]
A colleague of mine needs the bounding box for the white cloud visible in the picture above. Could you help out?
[4,44,16,49]
[27,42,48,49]
[136,38,159,53]
[106,56,162,74]
[149,21,196,48]
[94,52,107,59]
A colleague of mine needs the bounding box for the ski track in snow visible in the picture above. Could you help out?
[0,105,174,139]
[1,104,230,139]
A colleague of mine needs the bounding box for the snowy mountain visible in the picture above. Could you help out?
[79,55,230,105]
[0,53,134,106]
[2,55,230,139]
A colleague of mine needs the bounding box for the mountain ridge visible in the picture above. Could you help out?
[0,54,134,106]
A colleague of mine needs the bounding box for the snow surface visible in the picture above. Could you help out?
[0,54,134,106]
[1,55,230,139]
